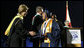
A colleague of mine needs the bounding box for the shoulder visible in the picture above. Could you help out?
[52,20,60,28]
[14,17,22,23]
[14,16,23,25]
[52,19,58,24]
[35,14,42,17]
[34,15,42,20]
[14,16,23,21]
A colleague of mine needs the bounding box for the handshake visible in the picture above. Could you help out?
[28,31,36,36]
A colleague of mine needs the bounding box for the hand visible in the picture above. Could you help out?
[29,31,36,36]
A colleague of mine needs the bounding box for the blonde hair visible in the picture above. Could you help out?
[18,4,29,14]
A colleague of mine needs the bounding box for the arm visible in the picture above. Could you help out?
[15,19,28,38]
[15,18,36,38]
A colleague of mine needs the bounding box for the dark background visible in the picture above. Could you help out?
[1,1,66,31]
[1,0,83,33]
[1,0,83,47]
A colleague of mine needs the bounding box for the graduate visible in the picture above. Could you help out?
[51,14,66,47]
[39,10,61,47]
[32,6,44,47]
[5,4,36,47]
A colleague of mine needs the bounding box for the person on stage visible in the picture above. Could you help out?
[32,6,44,47]
[39,10,61,47]
[51,14,66,47]
[5,4,36,47]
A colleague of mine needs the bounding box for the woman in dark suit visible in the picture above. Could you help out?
[5,4,36,47]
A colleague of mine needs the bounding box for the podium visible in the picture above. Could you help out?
[66,28,82,47]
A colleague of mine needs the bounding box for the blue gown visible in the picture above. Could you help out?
[39,19,61,47]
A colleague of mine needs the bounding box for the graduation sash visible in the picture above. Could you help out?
[32,14,41,25]
[40,18,53,47]
[5,14,23,36]
[41,18,52,35]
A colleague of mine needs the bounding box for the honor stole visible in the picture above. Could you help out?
[5,14,23,36]
[39,18,53,47]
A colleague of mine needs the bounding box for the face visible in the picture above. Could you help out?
[40,9,43,14]
[65,21,69,26]
[42,12,47,20]
[39,11,42,15]
[21,10,28,17]
[52,16,54,19]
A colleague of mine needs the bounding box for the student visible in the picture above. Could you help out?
[39,11,61,47]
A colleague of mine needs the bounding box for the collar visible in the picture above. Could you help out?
[17,13,23,20]
[35,13,41,16]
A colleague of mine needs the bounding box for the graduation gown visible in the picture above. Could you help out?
[39,18,61,47]
[32,14,44,47]
[56,20,67,47]
[5,14,28,47]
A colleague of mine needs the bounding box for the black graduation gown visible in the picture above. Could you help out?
[56,20,67,47]
[7,18,28,47]
[32,15,43,47]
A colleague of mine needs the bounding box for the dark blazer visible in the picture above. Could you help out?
[32,15,43,47]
